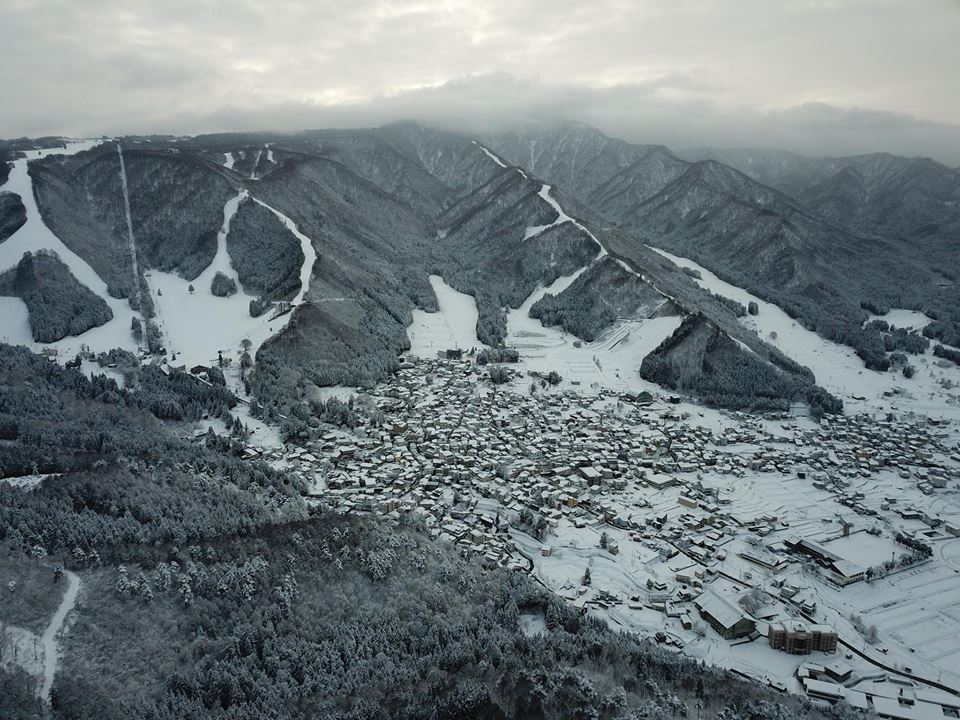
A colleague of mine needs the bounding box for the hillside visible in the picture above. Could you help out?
[684,147,960,247]
[0,125,879,417]
[0,251,113,342]
[492,124,957,372]
[0,191,26,242]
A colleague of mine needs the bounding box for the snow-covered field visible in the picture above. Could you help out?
[147,193,317,376]
[407,275,487,356]
[403,269,684,395]
[0,141,140,358]
[868,309,933,331]
[652,248,960,418]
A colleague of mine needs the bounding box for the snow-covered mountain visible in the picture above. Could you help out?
[6,120,959,416]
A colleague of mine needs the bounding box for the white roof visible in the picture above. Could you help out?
[694,589,750,629]
[872,697,946,720]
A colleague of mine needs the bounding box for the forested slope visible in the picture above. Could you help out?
[0,251,113,342]
[0,190,26,242]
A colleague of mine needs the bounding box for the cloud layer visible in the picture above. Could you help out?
[2,0,959,162]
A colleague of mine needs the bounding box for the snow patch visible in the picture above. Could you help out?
[472,140,527,178]
[867,308,933,331]
[472,140,506,168]
[249,147,263,180]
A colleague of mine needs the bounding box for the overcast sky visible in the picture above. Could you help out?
[2,0,959,162]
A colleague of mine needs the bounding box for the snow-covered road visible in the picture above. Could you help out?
[39,569,79,702]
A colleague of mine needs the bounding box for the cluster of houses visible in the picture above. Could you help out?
[235,354,960,713]
[247,353,959,586]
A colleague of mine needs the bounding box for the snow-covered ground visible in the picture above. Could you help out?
[407,275,487,356]
[146,193,317,376]
[223,151,235,170]
[504,267,682,393]
[507,448,960,693]
[868,309,933,331]
[404,270,683,395]
[0,473,58,490]
[652,248,960,418]
[0,141,140,358]
[0,566,79,703]
[1,624,43,678]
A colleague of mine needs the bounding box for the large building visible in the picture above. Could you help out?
[785,538,867,586]
[693,589,756,639]
[768,621,838,654]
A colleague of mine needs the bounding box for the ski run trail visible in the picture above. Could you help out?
[476,141,665,336]
[39,570,80,702]
[0,140,140,356]
[117,144,145,316]
[147,191,317,372]
[0,138,317,409]
[249,147,263,180]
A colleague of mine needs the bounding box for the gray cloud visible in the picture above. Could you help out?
[2,0,959,163]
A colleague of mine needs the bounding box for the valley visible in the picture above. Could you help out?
[2,121,960,720]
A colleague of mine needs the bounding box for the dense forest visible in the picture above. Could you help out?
[210,270,238,297]
[0,190,26,242]
[640,314,842,416]
[226,198,304,302]
[529,258,673,342]
[0,251,113,342]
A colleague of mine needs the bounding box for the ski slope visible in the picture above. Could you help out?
[0,141,139,357]
[403,268,681,393]
[504,267,682,393]
[146,193,317,371]
[652,247,960,418]
[407,275,486,356]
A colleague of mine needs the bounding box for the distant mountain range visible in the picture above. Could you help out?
[486,124,960,366]
[2,120,958,414]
